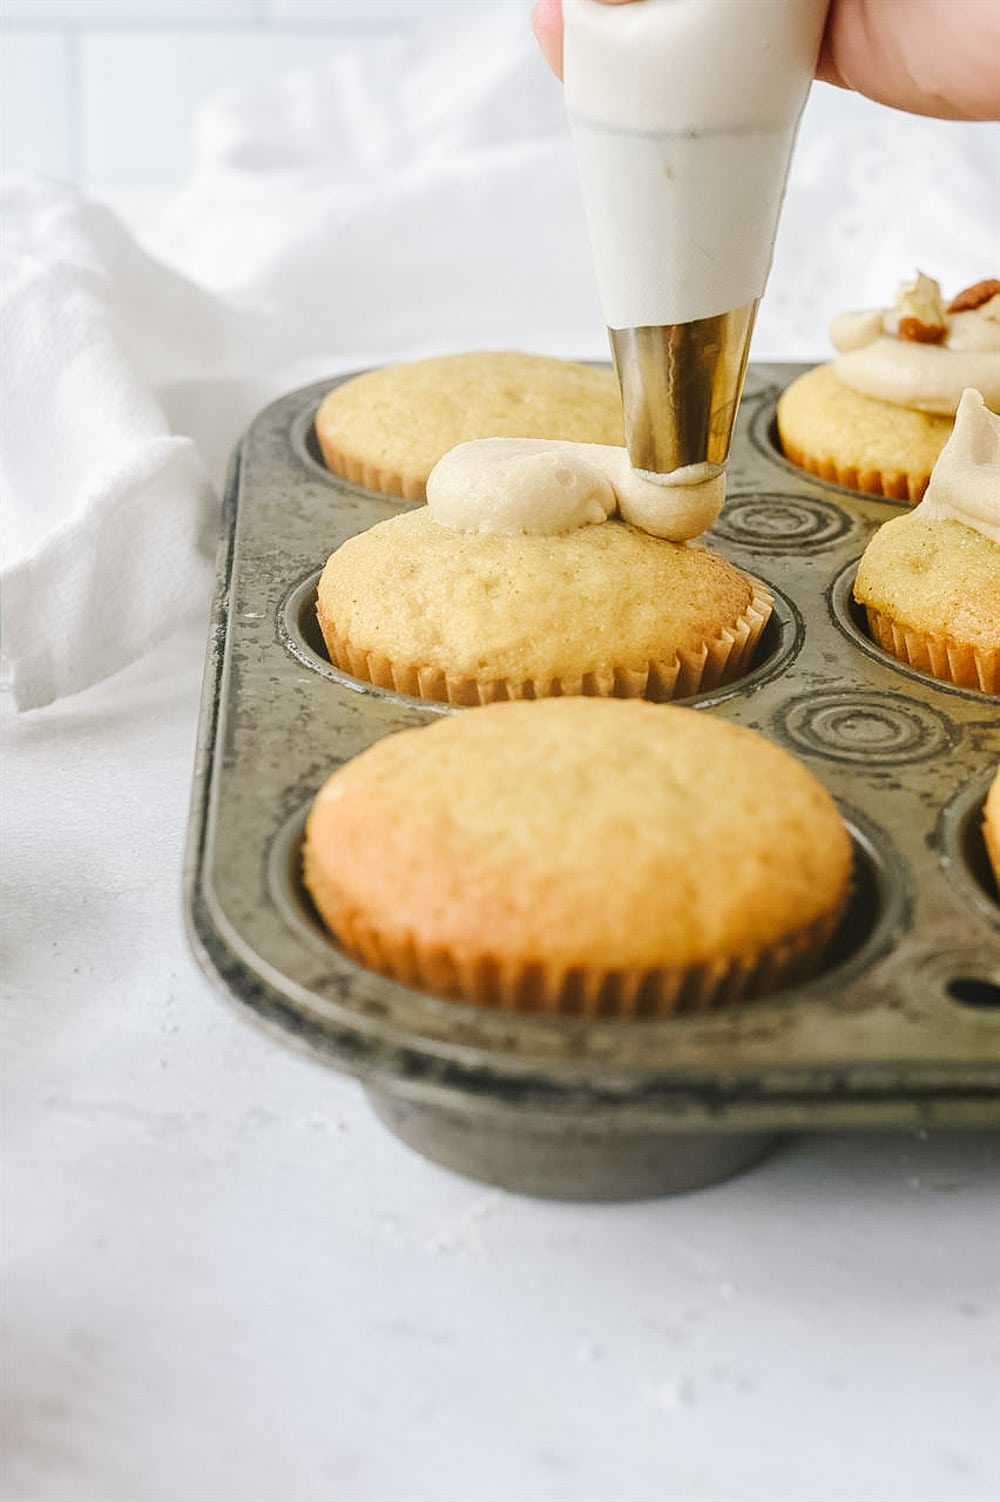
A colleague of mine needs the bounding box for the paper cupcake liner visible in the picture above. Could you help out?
[864,607,999,695]
[318,582,773,707]
[983,811,1000,890]
[778,435,929,505]
[315,433,426,502]
[331,903,844,1018]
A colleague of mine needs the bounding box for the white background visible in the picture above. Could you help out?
[4,0,476,189]
[3,3,999,1500]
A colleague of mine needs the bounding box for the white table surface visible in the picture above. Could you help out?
[4,609,999,1502]
[4,15,1000,1493]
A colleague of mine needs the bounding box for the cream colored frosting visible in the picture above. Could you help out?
[830,278,1000,415]
[425,437,725,542]
[915,388,1000,544]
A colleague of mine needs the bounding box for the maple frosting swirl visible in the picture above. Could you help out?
[829,276,1000,416]
[425,437,725,542]
[914,388,1000,545]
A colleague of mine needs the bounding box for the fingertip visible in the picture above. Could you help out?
[531,0,564,80]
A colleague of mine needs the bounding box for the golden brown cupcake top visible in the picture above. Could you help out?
[314,351,625,500]
[854,515,1000,653]
[775,362,951,504]
[304,698,852,978]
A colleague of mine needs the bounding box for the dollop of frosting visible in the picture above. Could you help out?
[426,437,725,541]
[829,275,1000,415]
[914,388,1000,544]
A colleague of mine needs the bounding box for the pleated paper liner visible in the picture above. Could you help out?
[329,903,845,1018]
[863,606,999,695]
[777,434,930,505]
[315,433,427,502]
[983,774,1000,888]
[773,365,953,505]
[317,582,774,706]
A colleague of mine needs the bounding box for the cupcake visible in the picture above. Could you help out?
[853,389,1000,693]
[777,275,1000,503]
[314,351,625,500]
[302,698,854,1016]
[316,436,771,705]
[984,767,1000,890]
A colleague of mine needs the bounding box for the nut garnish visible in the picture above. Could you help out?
[897,317,947,344]
[895,272,948,344]
[947,278,1000,314]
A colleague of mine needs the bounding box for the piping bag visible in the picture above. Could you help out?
[563,0,830,482]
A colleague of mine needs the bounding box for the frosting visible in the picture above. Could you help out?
[425,437,725,542]
[830,276,1000,415]
[562,0,827,328]
[915,389,1000,545]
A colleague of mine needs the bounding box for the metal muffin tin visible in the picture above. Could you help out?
[184,363,1000,1199]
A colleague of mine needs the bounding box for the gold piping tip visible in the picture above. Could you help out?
[609,301,759,476]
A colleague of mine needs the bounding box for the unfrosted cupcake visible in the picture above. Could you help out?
[302,698,854,1016]
[316,437,771,705]
[853,390,1000,693]
[314,351,625,500]
[777,275,1000,503]
[984,768,1000,890]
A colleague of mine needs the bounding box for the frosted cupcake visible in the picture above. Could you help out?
[777,275,1000,503]
[853,389,1000,693]
[316,437,772,704]
[314,351,625,500]
[303,698,853,1016]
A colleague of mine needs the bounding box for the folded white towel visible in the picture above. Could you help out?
[1,2,995,711]
[1,185,219,710]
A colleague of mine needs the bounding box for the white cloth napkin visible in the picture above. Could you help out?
[2,1,996,711]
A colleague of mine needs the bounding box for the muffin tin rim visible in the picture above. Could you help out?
[184,363,1000,1154]
[263,791,911,1045]
[188,781,1000,1111]
[277,565,806,716]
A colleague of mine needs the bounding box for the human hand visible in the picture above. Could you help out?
[531,0,1000,121]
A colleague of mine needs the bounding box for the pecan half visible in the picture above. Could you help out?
[947,278,1000,314]
[897,316,947,344]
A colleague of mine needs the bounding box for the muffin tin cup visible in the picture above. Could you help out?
[314,581,774,706]
[330,901,843,1019]
[184,363,1000,1200]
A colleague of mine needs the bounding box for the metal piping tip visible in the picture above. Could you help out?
[609,301,759,479]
